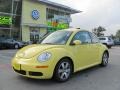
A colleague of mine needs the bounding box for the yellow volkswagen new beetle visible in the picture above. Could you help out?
[12,28,109,82]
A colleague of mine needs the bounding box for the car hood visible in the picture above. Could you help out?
[16,44,63,59]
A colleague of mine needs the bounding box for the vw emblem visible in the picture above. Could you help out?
[32,10,40,20]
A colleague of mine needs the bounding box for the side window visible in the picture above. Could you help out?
[99,38,106,40]
[90,33,99,43]
[72,31,92,44]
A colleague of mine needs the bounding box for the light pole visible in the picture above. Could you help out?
[10,0,14,38]
[10,0,20,38]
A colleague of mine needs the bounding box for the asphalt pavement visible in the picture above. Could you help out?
[0,47,120,90]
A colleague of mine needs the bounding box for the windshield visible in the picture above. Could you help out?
[41,31,72,45]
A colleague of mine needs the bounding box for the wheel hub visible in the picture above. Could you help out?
[58,62,71,80]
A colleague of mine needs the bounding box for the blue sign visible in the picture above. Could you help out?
[32,10,40,20]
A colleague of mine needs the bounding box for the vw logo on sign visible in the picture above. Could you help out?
[32,10,40,20]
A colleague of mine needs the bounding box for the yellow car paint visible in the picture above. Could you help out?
[11,28,108,79]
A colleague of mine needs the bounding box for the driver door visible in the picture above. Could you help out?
[71,31,93,71]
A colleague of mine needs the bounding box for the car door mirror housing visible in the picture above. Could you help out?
[72,40,82,45]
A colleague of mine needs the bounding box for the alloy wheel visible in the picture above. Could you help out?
[101,52,109,66]
[54,59,72,82]
[15,44,19,49]
[58,62,71,80]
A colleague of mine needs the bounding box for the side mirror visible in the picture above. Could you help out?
[72,40,82,45]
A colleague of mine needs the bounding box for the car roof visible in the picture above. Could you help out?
[60,28,89,33]
[99,36,110,38]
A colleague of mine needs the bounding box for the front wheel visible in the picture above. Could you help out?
[53,59,73,82]
[100,52,109,67]
[107,45,112,49]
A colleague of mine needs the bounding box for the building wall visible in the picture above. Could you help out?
[22,26,30,41]
[22,0,46,24]
[40,28,47,37]
[21,0,47,42]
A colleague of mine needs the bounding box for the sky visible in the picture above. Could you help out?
[50,0,120,35]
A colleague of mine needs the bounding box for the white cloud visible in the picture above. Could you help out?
[50,0,120,35]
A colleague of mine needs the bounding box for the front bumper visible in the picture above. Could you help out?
[12,58,55,79]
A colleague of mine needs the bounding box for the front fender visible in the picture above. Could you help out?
[45,47,76,71]
[99,44,109,60]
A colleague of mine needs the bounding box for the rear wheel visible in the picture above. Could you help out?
[53,59,73,82]
[14,44,19,49]
[100,52,109,67]
[108,45,111,48]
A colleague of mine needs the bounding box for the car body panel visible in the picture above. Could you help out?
[99,36,114,46]
[1,39,25,49]
[114,40,120,45]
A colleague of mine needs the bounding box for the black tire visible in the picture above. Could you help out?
[108,46,111,49]
[14,44,19,49]
[100,52,109,67]
[53,59,73,82]
[103,43,108,47]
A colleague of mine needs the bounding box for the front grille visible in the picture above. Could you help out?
[29,71,43,76]
[13,67,26,75]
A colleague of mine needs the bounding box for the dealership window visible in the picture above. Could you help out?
[0,0,12,13]
[0,0,22,40]
[46,8,70,32]
[30,27,40,43]
[0,29,10,38]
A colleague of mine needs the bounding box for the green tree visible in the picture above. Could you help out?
[92,26,106,37]
[116,30,120,40]
[110,34,115,40]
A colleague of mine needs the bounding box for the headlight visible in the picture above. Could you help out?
[16,52,25,58]
[38,52,52,62]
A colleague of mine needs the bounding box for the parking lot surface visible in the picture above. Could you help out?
[0,47,120,90]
